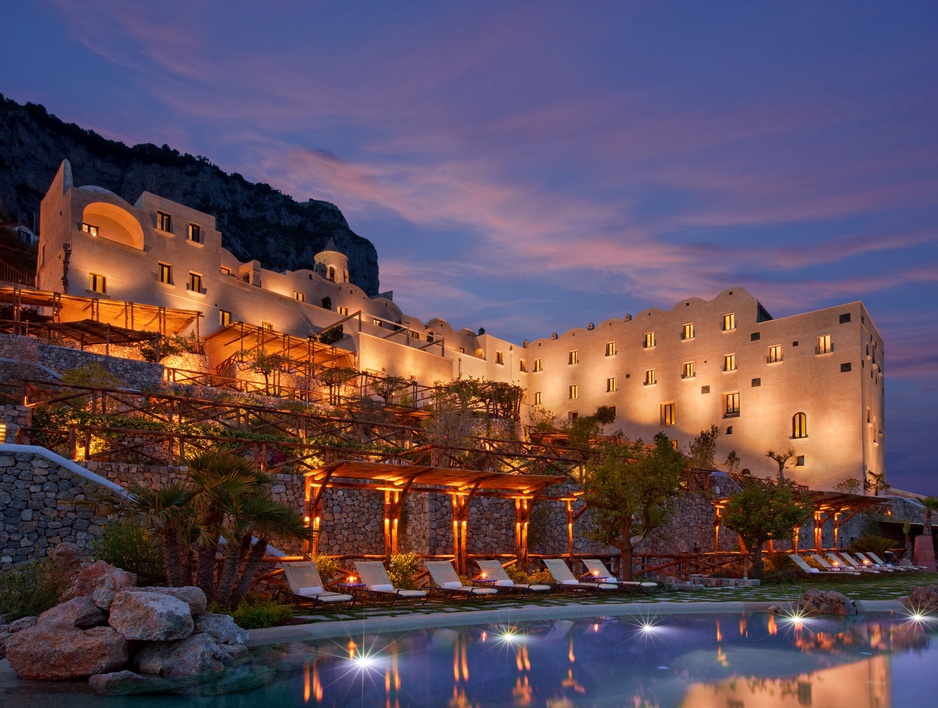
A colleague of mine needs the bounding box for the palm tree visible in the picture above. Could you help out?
[126,483,195,587]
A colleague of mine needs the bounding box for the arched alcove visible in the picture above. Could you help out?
[82,202,145,250]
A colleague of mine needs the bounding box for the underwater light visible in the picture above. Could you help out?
[496,628,524,643]
[349,653,379,669]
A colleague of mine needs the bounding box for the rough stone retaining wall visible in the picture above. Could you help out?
[0,406,31,443]
[0,451,123,569]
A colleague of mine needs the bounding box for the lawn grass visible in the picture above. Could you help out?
[292,572,938,622]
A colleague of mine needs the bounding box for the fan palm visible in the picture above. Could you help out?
[126,483,196,587]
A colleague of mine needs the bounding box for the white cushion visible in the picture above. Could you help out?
[808,568,819,573]
[298,586,323,596]
[371,584,394,592]
[495,579,514,587]
[605,577,617,583]
[443,581,463,590]
[561,579,578,585]
[398,589,426,597]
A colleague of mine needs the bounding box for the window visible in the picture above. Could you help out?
[569,350,579,365]
[458,346,466,354]
[81,222,99,236]
[607,406,617,419]
[792,412,807,438]
[660,402,676,426]
[682,361,695,379]
[294,291,305,302]
[723,391,740,417]
[158,262,172,284]
[220,266,231,275]
[569,412,579,422]
[327,266,336,282]
[496,351,504,365]
[644,369,656,386]
[751,378,761,387]
[817,335,832,354]
[519,360,527,372]
[187,272,202,293]
[569,385,578,400]
[795,455,805,467]
[682,323,695,340]
[337,306,348,316]
[89,273,106,294]
[373,318,382,327]
[722,313,736,331]
[606,377,617,392]
[751,332,761,342]
[187,223,202,243]
[701,385,710,394]
[839,313,851,324]
[605,341,617,357]
[409,330,420,339]
[261,322,273,330]
[768,344,782,363]
[534,391,542,406]
[723,354,737,372]
[643,332,656,348]
[219,309,231,326]
[533,358,543,372]
[156,211,172,232]
[427,333,434,343]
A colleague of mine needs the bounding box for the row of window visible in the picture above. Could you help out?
[530,338,834,374]
[155,211,203,243]
[155,263,204,293]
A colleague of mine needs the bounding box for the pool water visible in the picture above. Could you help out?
[4,612,937,707]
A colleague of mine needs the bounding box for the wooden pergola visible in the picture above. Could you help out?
[712,488,887,553]
[303,461,570,574]
[0,284,200,337]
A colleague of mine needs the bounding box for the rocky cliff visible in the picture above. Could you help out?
[0,94,379,295]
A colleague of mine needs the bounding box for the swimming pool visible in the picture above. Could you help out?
[3,612,936,706]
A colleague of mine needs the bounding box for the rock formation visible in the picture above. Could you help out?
[0,94,380,295]
[0,560,255,695]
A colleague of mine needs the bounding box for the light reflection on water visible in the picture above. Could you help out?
[273,613,937,707]
[3,613,937,707]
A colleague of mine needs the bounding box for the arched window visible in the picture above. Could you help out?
[792,412,807,439]
[327,266,336,282]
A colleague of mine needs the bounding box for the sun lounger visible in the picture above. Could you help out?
[475,560,551,593]
[354,561,428,605]
[789,554,857,577]
[542,558,618,592]
[281,561,354,608]
[581,559,657,591]
[840,551,892,571]
[825,552,879,573]
[866,551,924,571]
[424,560,498,601]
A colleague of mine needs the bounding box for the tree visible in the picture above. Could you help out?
[126,483,195,587]
[722,480,809,579]
[865,471,891,496]
[723,451,741,474]
[765,448,795,481]
[688,425,721,469]
[582,433,686,580]
[922,496,938,536]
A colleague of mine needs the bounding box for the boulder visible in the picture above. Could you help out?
[0,616,39,659]
[70,561,137,607]
[195,612,249,646]
[47,541,87,582]
[89,669,192,696]
[109,591,194,641]
[129,586,208,615]
[135,633,227,677]
[218,643,249,663]
[38,596,108,629]
[797,589,857,617]
[906,584,938,613]
[5,623,128,680]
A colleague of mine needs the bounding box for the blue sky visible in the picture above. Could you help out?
[3,1,937,492]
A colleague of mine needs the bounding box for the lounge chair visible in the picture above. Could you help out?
[475,560,551,593]
[840,551,892,571]
[789,554,859,578]
[824,552,879,573]
[809,553,864,575]
[581,559,657,591]
[424,561,498,601]
[354,561,428,606]
[281,561,354,608]
[542,558,618,592]
[866,551,923,571]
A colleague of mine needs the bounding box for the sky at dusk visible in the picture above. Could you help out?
[2,2,937,492]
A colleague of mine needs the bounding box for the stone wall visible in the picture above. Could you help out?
[0,406,31,443]
[0,451,123,569]
[38,345,163,390]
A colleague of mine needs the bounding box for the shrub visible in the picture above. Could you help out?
[92,521,166,587]
[61,362,121,389]
[387,552,422,589]
[0,558,69,621]
[312,555,343,584]
[228,593,294,629]
[851,534,896,558]
[505,564,553,586]
[759,552,799,584]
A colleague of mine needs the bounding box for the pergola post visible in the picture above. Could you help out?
[792,525,800,554]
[565,500,574,559]
[713,503,724,552]
[515,497,535,569]
[814,510,823,551]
